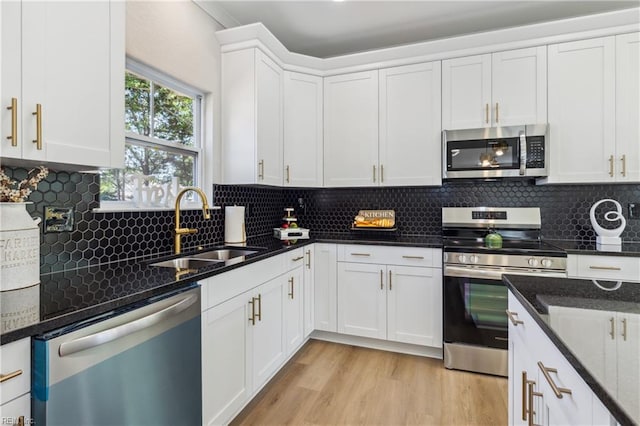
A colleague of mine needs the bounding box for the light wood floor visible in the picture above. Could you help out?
[230,339,508,426]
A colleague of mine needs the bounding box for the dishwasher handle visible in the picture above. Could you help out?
[58,293,198,357]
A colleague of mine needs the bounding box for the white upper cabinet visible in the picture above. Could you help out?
[222,48,283,186]
[283,72,323,187]
[442,46,547,130]
[1,0,124,168]
[379,62,442,186]
[546,37,617,184]
[324,70,379,187]
[615,32,640,182]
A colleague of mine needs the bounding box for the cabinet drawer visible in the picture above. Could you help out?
[283,248,306,270]
[0,393,31,426]
[0,338,30,404]
[507,291,547,350]
[337,244,440,267]
[573,255,640,282]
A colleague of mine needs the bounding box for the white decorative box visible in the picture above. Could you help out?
[273,227,310,240]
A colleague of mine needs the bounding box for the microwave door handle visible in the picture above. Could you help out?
[519,131,527,176]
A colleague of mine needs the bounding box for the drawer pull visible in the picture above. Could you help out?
[506,310,524,326]
[292,256,304,262]
[609,317,615,339]
[0,369,23,383]
[538,362,572,398]
[589,265,621,271]
[350,253,371,257]
[402,255,424,260]
[622,318,628,341]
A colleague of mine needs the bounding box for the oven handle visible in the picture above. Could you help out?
[444,265,567,280]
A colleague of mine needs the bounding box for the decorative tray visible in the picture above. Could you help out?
[351,209,396,230]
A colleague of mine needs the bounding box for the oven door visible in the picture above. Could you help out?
[444,137,521,178]
[444,265,510,350]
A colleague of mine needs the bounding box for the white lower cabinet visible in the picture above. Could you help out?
[336,245,442,348]
[567,254,640,282]
[0,338,31,426]
[508,291,618,426]
[314,243,338,332]
[302,246,315,337]
[284,265,304,356]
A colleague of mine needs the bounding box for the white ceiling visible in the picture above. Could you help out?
[205,1,639,58]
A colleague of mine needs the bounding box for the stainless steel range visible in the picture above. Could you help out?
[442,207,567,377]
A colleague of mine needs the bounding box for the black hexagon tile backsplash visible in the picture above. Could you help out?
[3,166,639,275]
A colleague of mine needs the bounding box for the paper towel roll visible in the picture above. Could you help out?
[225,206,246,243]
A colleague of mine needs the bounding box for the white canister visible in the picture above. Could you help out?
[0,202,41,291]
[225,206,246,244]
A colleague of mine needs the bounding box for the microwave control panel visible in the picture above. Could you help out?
[526,136,545,168]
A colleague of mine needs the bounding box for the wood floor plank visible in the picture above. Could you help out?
[230,339,508,426]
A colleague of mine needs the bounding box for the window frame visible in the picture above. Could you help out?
[98,58,206,211]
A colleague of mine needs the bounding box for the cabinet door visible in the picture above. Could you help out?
[252,275,285,391]
[442,54,491,130]
[509,334,542,426]
[387,265,442,347]
[617,313,640,422]
[21,1,124,168]
[0,1,23,160]
[547,37,615,183]
[615,32,640,183]
[0,394,30,426]
[303,246,315,337]
[283,72,323,187]
[379,62,442,186]
[337,262,386,339]
[202,292,251,426]
[314,243,337,332]
[284,267,304,356]
[492,46,547,126]
[324,71,379,187]
[255,50,283,186]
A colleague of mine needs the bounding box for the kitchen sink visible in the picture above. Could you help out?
[190,248,259,261]
[150,257,222,269]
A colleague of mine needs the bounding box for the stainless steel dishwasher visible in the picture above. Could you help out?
[32,284,201,426]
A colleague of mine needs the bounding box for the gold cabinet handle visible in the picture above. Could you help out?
[485,103,489,124]
[248,298,256,325]
[32,103,42,150]
[506,310,524,326]
[380,269,383,290]
[621,317,628,341]
[380,164,384,183]
[538,362,572,398]
[388,270,392,290]
[609,317,615,340]
[621,155,627,177]
[258,160,264,180]
[292,255,304,262]
[6,97,17,146]
[373,165,376,183]
[589,265,621,271]
[288,276,294,299]
[350,253,371,257]
[402,255,424,260]
[286,165,290,183]
[0,369,23,383]
[527,380,542,426]
[608,155,614,177]
[305,250,311,269]
[522,371,528,421]
[495,102,499,123]
[256,294,262,321]
[18,416,25,426]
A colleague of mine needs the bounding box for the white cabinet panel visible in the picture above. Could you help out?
[616,312,640,422]
[547,37,616,183]
[569,254,640,282]
[0,394,30,426]
[615,32,640,182]
[303,246,315,337]
[379,61,442,186]
[442,54,492,130]
[284,267,304,356]
[283,72,323,187]
[0,338,30,405]
[314,243,338,332]
[324,70,379,187]
[337,262,387,339]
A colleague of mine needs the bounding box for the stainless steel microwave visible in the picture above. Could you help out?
[442,124,549,179]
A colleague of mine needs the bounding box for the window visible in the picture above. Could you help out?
[100,59,203,207]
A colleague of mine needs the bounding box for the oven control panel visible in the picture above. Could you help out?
[444,252,567,271]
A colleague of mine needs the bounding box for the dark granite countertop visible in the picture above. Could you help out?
[503,274,640,426]
[545,239,640,257]
[1,233,442,345]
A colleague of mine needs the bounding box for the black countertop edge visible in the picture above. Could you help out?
[544,239,640,257]
[503,274,636,426]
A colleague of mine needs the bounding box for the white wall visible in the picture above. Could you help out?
[126,0,225,189]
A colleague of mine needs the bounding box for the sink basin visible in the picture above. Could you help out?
[150,258,222,269]
[191,248,259,261]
